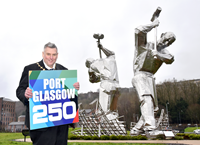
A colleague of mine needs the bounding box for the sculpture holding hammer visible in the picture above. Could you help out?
[85,34,121,120]
[131,7,176,134]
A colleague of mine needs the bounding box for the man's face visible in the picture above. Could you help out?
[42,47,58,68]
[157,32,175,50]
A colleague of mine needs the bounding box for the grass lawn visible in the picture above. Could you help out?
[0,129,165,145]
[185,127,200,132]
[0,132,31,145]
[68,143,166,145]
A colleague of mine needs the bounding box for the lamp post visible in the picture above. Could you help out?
[166,102,169,127]
[196,116,198,129]
[195,124,198,130]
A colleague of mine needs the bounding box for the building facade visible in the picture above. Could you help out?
[0,97,16,130]
[9,115,27,132]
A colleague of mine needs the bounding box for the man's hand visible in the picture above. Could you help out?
[97,43,103,49]
[24,87,32,100]
[151,50,158,58]
[73,82,80,90]
[153,19,160,28]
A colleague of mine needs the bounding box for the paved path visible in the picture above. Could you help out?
[15,138,200,145]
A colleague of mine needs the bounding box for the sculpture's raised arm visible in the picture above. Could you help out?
[136,19,159,35]
[98,43,115,57]
[135,19,160,55]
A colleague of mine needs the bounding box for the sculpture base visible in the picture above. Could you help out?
[72,101,127,136]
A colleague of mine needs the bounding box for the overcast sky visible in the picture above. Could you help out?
[0,0,199,101]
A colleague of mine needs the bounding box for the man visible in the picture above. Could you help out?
[16,42,80,145]
[85,43,120,120]
[131,19,176,134]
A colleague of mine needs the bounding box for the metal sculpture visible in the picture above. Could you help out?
[86,34,120,115]
[131,7,176,134]
[75,34,126,136]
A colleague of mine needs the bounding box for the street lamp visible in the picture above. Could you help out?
[195,123,198,130]
[166,102,169,127]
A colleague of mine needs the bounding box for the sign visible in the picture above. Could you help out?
[163,131,175,137]
[29,70,79,130]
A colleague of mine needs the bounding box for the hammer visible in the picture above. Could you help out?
[93,33,104,58]
[150,7,162,51]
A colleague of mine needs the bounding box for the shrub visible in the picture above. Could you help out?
[174,136,184,140]
[176,133,185,136]
[130,136,138,140]
[68,135,77,140]
[156,134,166,140]
[118,135,128,140]
[183,134,190,139]
[100,135,110,140]
[126,135,132,140]
[110,135,118,140]
[137,135,147,140]
[189,134,200,140]
[84,136,91,140]
[79,135,85,140]
[91,135,100,140]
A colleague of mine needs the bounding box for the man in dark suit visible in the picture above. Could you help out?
[16,42,80,145]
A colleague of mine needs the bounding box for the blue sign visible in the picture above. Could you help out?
[29,70,79,130]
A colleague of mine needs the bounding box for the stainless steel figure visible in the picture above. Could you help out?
[131,18,176,133]
[86,42,120,114]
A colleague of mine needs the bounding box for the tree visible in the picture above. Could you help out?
[117,89,140,130]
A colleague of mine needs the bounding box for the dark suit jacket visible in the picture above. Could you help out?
[16,60,67,128]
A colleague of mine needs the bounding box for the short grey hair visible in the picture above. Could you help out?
[44,42,57,50]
